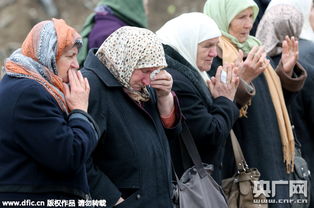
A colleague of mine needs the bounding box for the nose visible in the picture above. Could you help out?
[208,47,217,58]
[244,17,253,30]
[142,73,151,86]
[71,58,79,70]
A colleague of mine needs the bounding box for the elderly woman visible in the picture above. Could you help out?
[82,26,181,208]
[256,2,314,205]
[156,12,240,183]
[204,0,307,206]
[0,19,99,204]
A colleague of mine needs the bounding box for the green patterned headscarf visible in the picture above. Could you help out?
[203,0,261,54]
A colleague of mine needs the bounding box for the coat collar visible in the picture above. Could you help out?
[83,48,122,87]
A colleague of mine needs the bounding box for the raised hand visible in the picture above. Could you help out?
[281,36,298,77]
[237,46,269,83]
[63,69,90,112]
[207,64,240,101]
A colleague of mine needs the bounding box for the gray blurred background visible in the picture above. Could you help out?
[0,0,205,69]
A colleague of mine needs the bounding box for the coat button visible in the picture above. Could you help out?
[136,194,141,200]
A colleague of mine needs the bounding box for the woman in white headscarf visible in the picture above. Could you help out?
[156,12,240,183]
[81,26,181,208]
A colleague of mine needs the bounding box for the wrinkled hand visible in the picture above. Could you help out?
[151,70,174,116]
[207,64,240,101]
[281,36,298,77]
[236,46,269,83]
[63,69,90,112]
[150,70,173,98]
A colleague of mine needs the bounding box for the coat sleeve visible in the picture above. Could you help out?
[172,77,239,148]
[13,84,98,174]
[83,70,121,207]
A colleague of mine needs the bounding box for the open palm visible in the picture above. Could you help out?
[281,36,298,77]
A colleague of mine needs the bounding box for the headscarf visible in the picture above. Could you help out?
[96,26,167,102]
[4,19,82,113]
[204,0,295,173]
[156,13,221,83]
[267,0,314,42]
[78,0,147,65]
[256,4,304,57]
[203,0,261,55]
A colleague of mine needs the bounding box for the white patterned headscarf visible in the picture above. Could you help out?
[96,26,167,102]
[156,13,221,83]
[267,0,314,42]
[256,4,303,56]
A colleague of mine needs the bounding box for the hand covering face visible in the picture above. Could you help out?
[96,26,167,102]
[4,18,82,113]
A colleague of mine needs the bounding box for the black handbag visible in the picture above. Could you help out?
[172,121,228,208]
[289,126,311,208]
[288,108,311,208]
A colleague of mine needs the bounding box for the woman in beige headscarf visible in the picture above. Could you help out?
[81,26,181,208]
[204,0,307,206]
[257,3,314,206]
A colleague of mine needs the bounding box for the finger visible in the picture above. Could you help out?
[252,46,264,63]
[63,83,70,97]
[226,64,233,84]
[257,52,267,68]
[215,66,223,83]
[282,40,288,56]
[207,79,214,92]
[76,70,85,86]
[236,49,244,65]
[247,46,259,61]
[84,77,90,93]
[69,69,79,87]
[211,76,217,85]
[294,40,299,60]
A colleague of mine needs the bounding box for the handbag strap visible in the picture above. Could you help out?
[180,120,207,178]
[230,130,249,172]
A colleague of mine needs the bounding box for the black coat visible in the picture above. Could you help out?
[0,76,99,202]
[210,56,306,208]
[81,49,182,208]
[163,45,239,183]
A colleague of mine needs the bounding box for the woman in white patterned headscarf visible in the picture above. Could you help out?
[81,26,181,208]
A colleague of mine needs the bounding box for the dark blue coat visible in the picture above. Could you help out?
[82,49,182,208]
[0,75,99,202]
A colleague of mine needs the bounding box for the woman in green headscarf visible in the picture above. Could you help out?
[78,0,148,66]
[204,0,307,207]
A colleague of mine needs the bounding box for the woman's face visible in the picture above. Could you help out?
[228,7,254,43]
[56,46,79,83]
[196,37,219,72]
[130,67,159,90]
